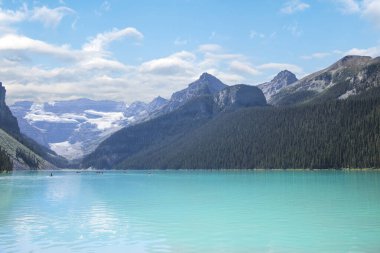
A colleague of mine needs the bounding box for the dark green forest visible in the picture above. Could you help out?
[118,96,380,169]
[0,147,12,172]
[16,148,40,169]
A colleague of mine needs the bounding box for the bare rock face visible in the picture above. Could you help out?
[258,70,298,101]
[214,84,267,111]
[153,73,228,116]
[0,82,20,135]
[171,72,227,103]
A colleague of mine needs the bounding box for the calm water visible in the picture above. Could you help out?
[0,170,380,253]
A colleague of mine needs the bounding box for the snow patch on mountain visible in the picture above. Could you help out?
[84,110,126,130]
[10,96,169,160]
[25,103,80,123]
[50,141,83,160]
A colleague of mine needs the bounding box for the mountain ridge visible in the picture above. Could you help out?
[270,55,380,105]
[83,55,380,169]
[82,83,267,169]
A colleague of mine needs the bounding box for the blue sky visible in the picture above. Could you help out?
[0,0,379,103]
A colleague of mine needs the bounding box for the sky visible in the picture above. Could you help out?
[0,0,379,104]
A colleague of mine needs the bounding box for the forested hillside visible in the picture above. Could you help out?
[0,146,12,172]
[82,84,267,169]
[119,96,380,169]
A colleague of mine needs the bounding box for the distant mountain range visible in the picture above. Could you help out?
[83,55,380,169]
[0,82,66,170]
[82,81,267,169]
[2,55,380,170]
[10,96,168,160]
[8,72,253,159]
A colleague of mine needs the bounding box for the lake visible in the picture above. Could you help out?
[0,170,380,253]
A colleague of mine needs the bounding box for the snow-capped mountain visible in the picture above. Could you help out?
[10,97,168,160]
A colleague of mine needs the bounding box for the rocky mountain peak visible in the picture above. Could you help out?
[199,72,216,81]
[147,96,168,112]
[150,96,167,105]
[188,72,227,92]
[171,73,227,103]
[272,70,298,84]
[258,70,298,101]
[330,55,372,70]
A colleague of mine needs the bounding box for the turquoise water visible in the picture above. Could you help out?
[0,171,380,253]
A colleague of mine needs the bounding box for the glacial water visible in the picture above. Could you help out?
[0,170,380,253]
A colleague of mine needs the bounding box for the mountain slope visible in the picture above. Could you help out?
[82,83,267,169]
[270,56,380,105]
[84,57,380,170]
[0,82,67,169]
[119,96,380,169]
[0,128,55,170]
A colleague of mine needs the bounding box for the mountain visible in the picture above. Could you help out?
[147,96,169,112]
[10,73,225,161]
[119,97,380,169]
[0,128,55,170]
[0,82,20,136]
[150,72,228,117]
[258,70,298,101]
[84,56,380,170]
[10,97,168,160]
[214,84,267,111]
[82,82,267,169]
[172,72,227,103]
[0,83,65,170]
[270,55,380,105]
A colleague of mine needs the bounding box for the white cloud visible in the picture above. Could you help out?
[302,46,380,61]
[0,5,28,24]
[30,6,75,28]
[336,0,360,13]
[335,0,380,28]
[345,46,380,57]
[198,44,223,53]
[230,61,261,76]
[0,28,302,104]
[83,27,144,53]
[301,52,331,60]
[0,34,76,60]
[139,51,196,75]
[257,63,303,74]
[361,0,380,27]
[0,5,74,29]
[281,0,310,14]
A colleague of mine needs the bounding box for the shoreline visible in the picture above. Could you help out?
[3,167,380,173]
